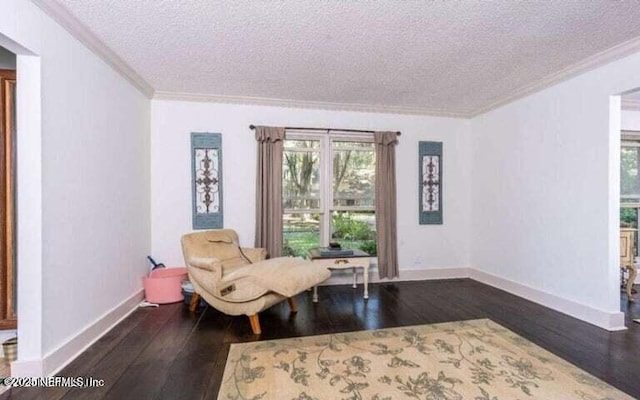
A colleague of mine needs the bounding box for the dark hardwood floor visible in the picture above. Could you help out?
[3,279,640,399]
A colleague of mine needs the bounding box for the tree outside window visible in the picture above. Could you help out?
[282,135,377,257]
[622,140,640,229]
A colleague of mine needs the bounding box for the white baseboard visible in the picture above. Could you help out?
[321,266,471,286]
[10,360,42,377]
[10,266,628,377]
[469,269,626,331]
[393,267,471,281]
[11,289,145,377]
[322,266,626,331]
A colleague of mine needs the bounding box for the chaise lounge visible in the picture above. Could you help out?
[181,229,331,334]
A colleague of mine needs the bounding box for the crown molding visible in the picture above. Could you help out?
[153,91,471,119]
[470,35,640,117]
[622,98,640,111]
[31,0,155,98]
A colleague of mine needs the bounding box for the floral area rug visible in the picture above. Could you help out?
[218,319,632,400]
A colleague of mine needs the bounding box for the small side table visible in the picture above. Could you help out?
[308,248,371,301]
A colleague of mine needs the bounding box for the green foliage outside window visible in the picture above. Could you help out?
[283,212,377,257]
[621,208,638,228]
[358,240,377,256]
[622,146,639,199]
[331,212,375,241]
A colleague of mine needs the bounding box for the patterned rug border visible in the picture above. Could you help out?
[227,318,493,351]
[220,318,632,400]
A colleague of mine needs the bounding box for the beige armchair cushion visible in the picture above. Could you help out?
[187,256,221,271]
[181,229,267,279]
[193,257,329,303]
[240,247,268,263]
[221,257,329,300]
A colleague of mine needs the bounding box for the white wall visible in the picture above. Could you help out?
[1,0,151,375]
[0,46,16,70]
[471,50,640,327]
[622,109,640,131]
[39,13,151,357]
[151,100,472,276]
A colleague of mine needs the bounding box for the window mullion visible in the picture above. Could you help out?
[321,136,332,246]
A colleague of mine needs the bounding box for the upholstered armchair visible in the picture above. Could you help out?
[181,229,331,334]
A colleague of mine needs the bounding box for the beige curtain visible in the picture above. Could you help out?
[255,126,286,258]
[374,131,399,279]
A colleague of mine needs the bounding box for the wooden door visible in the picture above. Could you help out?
[0,69,16,328]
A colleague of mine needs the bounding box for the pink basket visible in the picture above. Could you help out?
[143,267,188,304]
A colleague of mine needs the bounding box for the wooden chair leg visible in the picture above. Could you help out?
[189,292,201,312]
[248,314,261,335]
[287,297,298,313]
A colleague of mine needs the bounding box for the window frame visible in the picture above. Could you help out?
[284,131,375,247]
[622,131,640,207]
[283,134,324,215]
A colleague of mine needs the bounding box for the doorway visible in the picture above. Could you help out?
[0,45,16,330]
[620,90,640,321]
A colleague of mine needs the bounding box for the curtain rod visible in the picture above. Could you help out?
[249,124,401,136]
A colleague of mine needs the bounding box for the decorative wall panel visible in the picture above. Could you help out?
[191,132,223,229]
[419,141,443,225]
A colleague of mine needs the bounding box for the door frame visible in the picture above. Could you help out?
[0,68,16,329]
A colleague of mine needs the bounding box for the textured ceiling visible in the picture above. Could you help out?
[53,0,640,115]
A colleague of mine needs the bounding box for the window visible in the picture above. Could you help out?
[621,133,640,255]
[282,132,376,257]
[622,137,640,206]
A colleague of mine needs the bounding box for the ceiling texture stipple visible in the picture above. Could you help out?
[50,0,640,116]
